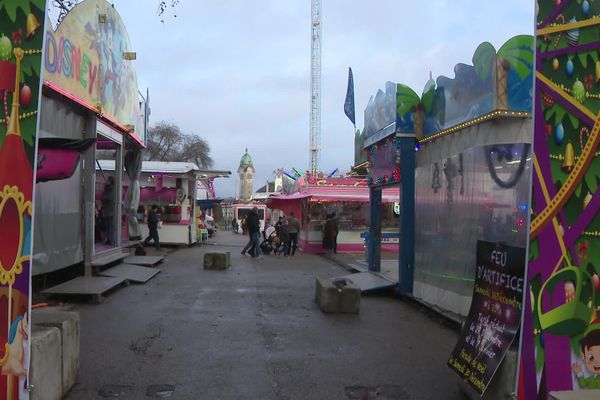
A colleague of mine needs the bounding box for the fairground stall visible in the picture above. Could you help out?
[267,175,399,253]
[97,161,230,245]
[360,34,534,398]
[32,0,149,293]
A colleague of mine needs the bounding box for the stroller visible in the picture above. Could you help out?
[260,226,284,255]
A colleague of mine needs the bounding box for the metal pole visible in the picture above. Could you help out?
[368,187,382,272]
[398,135,415,294]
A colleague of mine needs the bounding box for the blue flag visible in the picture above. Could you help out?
[344,67,355,125]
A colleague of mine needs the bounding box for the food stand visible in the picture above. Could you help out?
[97,161,230,245]
[267,174,399,253]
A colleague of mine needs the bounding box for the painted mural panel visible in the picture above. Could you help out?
[0,0,47,398]
[520,0,600,397]
[43,0,142,141]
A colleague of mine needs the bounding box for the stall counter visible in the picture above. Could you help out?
[140,220,195,245]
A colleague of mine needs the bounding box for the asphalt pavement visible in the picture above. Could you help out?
[63,232,467,400]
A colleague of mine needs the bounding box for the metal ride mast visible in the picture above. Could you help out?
[309,0,322,176]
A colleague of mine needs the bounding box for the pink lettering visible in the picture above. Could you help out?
[88,64,97,95]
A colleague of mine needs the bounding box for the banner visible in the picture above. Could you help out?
[520,1,600,397]
[0,0,47,398]
[448,241,526,395]
[344,67,355,126]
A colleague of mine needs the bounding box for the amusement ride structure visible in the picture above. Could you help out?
[309,0,322,175]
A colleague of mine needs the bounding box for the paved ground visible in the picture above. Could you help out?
[62,233,467,400]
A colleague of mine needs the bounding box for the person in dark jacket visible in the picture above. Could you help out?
[241,207,262,258]
[143,204,160,250]
[322,213,339,254]
[287,212,300,256]
[100,176,115,245]
[279,219,290,257]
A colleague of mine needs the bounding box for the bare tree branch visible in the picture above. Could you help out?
[146,121,213,168]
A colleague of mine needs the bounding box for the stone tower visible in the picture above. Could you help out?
[237,148,255,202]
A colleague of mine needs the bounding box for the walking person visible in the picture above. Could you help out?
[241,207,262,258]
[322,213,339,255]
[143,205,161,250]
[287,212,300,256]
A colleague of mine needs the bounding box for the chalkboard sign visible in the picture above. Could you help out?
[447,240,526,395]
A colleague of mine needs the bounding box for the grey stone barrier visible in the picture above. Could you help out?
[30,326,62,400]
[203,252,231,270]
[32,309,80,397]
[315,277,361,313]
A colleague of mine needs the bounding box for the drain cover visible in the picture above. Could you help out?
[146,384,175,398]
[345,385,409,400]
[98,385,133,398]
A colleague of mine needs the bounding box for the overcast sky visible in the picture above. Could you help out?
[54,0,534,197]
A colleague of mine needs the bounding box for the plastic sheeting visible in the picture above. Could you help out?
[413,119,532,321]
[124,150,142,240]
[32,96,85,275]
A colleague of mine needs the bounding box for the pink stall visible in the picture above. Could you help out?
[267,174,400,253]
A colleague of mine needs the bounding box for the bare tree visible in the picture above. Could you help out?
[146,121,213,168]
[50,0,179,22]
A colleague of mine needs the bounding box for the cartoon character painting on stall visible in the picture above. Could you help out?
[519,0,600,398]
[0,0,46,398]
[43,0,140,140]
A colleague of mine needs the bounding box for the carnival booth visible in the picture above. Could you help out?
[97,161,230,245]
[360,35,534,397]
[267,175,399,253]
[33,0,148,275]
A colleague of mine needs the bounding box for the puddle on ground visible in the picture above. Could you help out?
[345,385,410,400]
[98,385,133,398]
[146,384,175,398]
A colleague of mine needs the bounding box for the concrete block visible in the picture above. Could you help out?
[30,326,62,400]
[315,277,360,314]
[204,252,230,270]
[32,309,80,395]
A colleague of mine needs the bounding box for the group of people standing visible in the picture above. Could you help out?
[273,212,300,257]
[240,207,301,258]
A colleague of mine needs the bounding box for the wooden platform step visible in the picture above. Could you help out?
[123,255,164,267]
[99,264,161,283]
[91,250,129,267]
[41,276,126,302]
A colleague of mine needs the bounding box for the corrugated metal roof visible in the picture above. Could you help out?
[97,160,231,177]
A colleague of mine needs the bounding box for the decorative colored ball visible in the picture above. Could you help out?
[552,58,559,71]
[20,85,32,108]
[566,59,574,77]
[545,123,553,137]
[583,0,590,15]
[593,273,599,291]
[0,34,12,61]
[572,79,585,103]
[566,20,580,47]
[554,123,565,145]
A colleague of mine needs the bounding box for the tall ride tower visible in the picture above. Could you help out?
[309,0,322,175]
